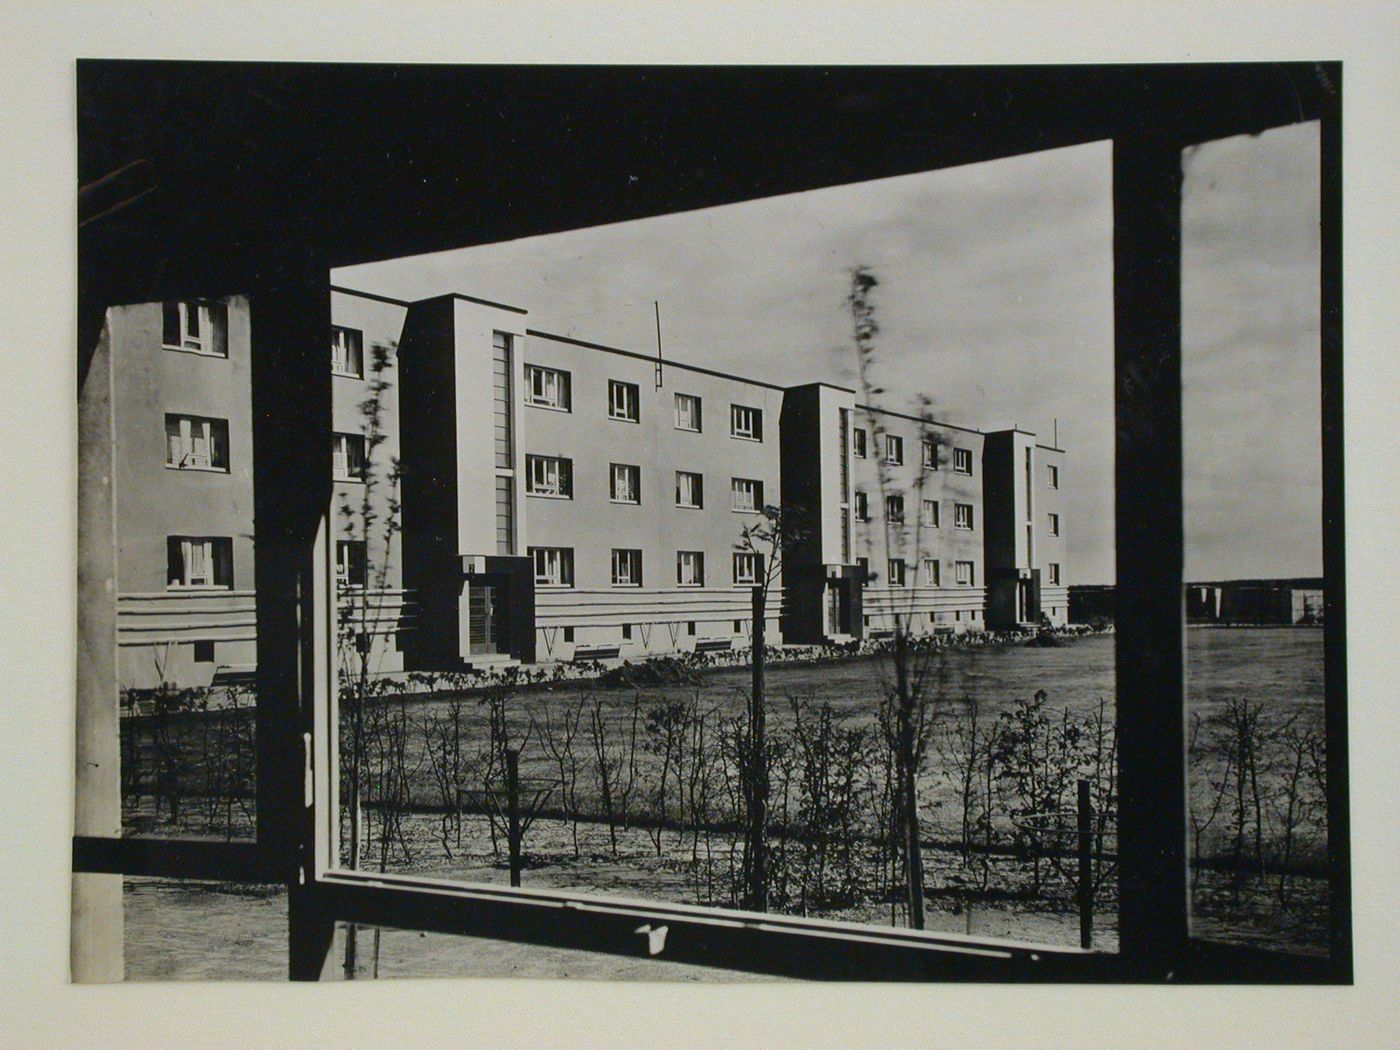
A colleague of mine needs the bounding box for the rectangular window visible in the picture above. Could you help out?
[330,326,364,377]
[1047,512,1061,536]
[336,540,368,588]
[885,434,903,464]
[164,413,230,471]
[853,490,869,522]
[524,364,572,410]
[166,536,233,589]
[332,432,367,481]
[611,548,643,586]
[954,502,974,530]
[531,546,575,587]
[610,463,641,504]
[1047,463,1060,489]
[730,404,763,441]
[887,559,906,587]
[1048,562,1061,586]
[922,438,938,469]
[674,393,702,431]
[856,556,869,576]
[731,477,763,513]
[920,499,939,528]
[733,552,762,585]
[525,454,573,498]
[161,300,228,357]
[922,558,940,587]
[609,379,640,422]
[192,639,215,664]
[955,560,975,586]
[953,447,973,475]
[852,427,868,459]
[677,550,705,587]
[885,494,904,523]
[675,470,703,508]
[621,623,632,641]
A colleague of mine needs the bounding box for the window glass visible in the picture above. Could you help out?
[1182,123,1328,958]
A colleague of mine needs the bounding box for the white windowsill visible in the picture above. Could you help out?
[165,464,229,474]
[331,369,364,380]
[609,499,641,506]
[162,343,227,359]
[675,503,703,510]
[675,424,702,433]
[527,491,572,500]
[525,401,571,413]
[608,414,641,424]
[730,433,761,442]
[166,585,233,593]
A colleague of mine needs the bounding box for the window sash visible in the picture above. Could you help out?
[167,535,232,589]
[885,495,904,522]
[1048,563,1061,586]
[609,380,639,421]
[526,365,570,409]
[885,435,903,464]
[853,428,867,457]
[955,560,974,586]
[922,439,938,469]
[733,552,761,585]
[675,471,703,508]
[922,558,940,587]
[887,559,905,586]
[1048,464,1059,489]
[853,491,869,521]
[954,447,973,474]
[677,551,704,586]
[730,405,761,439]
[675,393,701,431]
[954,503,973,529]
[921,499,939,527]
[532,547,573,587]
[333,433,365,480]
[526,455,572,497]
[330,326,364,376]
[731,477,762,512]
[611,549,642,586]
[1048,513,1060,536]
[611,463,640,503]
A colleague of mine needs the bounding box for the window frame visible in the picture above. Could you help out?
[609,462,641,504]
[733,551,762,586]
[885,433,903,464]
[675,470,703,509]
[165,534,234,590]
[610,547,643,587]
[852,426,867,458]
[853,490,869,522]
[335,538,368,589]
[922,438,938,470]
[953,447,973,475]
[524,363,573,411]
[953,502,973,530]
[730,403,763,441]
[954,559,974,587]
[74,75,1347,989]
[164,412,230,472]
[525,453,574,499]
[330,325,364,378]
[161,299,229,357]
[1047,512,1061,537]
[921,498,939,528]
[676,549,705,587]
[731,476,763,513]
[332,431,367,482]
[530,545,575,588]
[1047,463,1060,489]
[887,558,906,587]
[1048,562,1061,586]
[885,493,905,523]
[674,392,702,432]
[608,378,641,422]
[922,558,940,587]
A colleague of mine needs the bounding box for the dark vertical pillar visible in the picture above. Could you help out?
[248,257,337,979]
[1318,84,1350,980]
[1113,133,1189,977]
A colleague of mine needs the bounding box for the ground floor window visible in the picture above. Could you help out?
[166,535,233,589]
[677,550,705,587]
[531,546,574,587]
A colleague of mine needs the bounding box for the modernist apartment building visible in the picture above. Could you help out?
[104,286,1070,690]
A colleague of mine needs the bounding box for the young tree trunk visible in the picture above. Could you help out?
[747,585,769,912]
[894,628,926,929]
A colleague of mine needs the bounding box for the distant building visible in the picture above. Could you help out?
[104,286,1073,689]
[1187,578,1324,625]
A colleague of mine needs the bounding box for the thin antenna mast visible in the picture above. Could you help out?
[653,300,664,388]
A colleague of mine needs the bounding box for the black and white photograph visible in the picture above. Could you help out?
[4,3,1399,1046]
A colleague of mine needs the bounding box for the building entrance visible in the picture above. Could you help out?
[467,580,504,655]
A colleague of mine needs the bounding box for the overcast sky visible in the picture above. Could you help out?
[338,122,1321,585]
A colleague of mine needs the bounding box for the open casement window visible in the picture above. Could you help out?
[608,379,640,422]
[610,548,642,586]
[332,432,366,481]
[74,65,1345,988]
[530,546,574,587]
[330,325,364,377]
[676,549,705,587]
[166,535,234,589]
[162,299,229,356]
[733,552,762,585]
[674,392,702,431]
[730,403,762,440]
[165,413,229,471]
[525,454,573,498]
[675,470,703,508]
[524,364,571,410]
